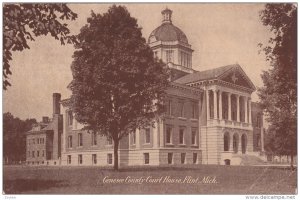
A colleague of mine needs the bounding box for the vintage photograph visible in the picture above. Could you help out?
[2,2,297,195]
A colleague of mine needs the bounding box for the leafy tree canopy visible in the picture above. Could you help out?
[3,112,37,163]
[69,5,169,170]
[3,3,78,90]
[258,4,296,165]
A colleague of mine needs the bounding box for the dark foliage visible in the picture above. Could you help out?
[258,4,297,167]
[3,112,37,163]
[3,3,78,90]
[69,5,169,170]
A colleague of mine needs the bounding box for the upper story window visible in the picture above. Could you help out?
[78,133,83,147]
[91,132,97,146]
[256,115,261,128]
[131,132,136,145]
[68,110,73,126]
[179,128,185,144]
[68,136,72,148]
[178,101,184,117]
[166,99,172,116]
[166,50,174,63]
[192,102,197,119]
[145,128,150,144]
[107,137,113,145]
[191,129,197,145]
[166,126,172,144]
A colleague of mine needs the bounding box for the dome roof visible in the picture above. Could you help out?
[149,23,189,44]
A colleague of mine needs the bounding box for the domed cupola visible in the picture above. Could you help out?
[148,8,194,74]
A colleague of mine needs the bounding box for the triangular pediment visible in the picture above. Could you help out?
[218,65,256,91]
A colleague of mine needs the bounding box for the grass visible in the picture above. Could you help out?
[3,165,297,194]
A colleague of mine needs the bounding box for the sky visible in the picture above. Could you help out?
[3,3,274,121]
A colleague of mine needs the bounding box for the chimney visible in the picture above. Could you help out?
[53,93,61,115]
[42,116,49,123]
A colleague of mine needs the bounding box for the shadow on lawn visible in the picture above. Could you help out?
[4,179,69,194]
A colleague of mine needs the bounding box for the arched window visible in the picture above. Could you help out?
[224,132,230,151]
[233,133,239,153]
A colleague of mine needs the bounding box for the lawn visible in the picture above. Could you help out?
[3,165,297,194]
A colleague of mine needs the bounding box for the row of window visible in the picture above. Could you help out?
[66,153,199,165]
[166,126,198,145]
[28,138,45,145]
[166,99,198,119]
[28,150,45,158]
[67,154,112,165]
[67,133,113,148]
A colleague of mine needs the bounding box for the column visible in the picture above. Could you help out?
[237,95,240,122]
[244,96,248,123]
[136,128,140,149]
[153,121,158,148]
[213,89,218,119]
[206,90,210,120]
[228,93,232,121]
[219,90,223,120]
[248,99,252,124]
[159,119,164,147]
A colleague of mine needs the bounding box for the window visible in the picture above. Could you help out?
[144,153,150,164]
[33,139,35,144]
[37,138,40,144]
[32,151,35,158]
[131,132,136,145]
[28,151,30,157]
[193,153,198,164]
[92,154,97,165]
[42,150,45,157]
[28,139,30,146]
[168,153,173,164]
[68,110,73,126]
[233,134,239,153]
[166,50,174,63]
[224,132,230,151]
[166,99,172,115]
[179,128,185,144]
[179,101,184,117]
[107,154,113,164]
[192,102,197,119]
[257,115,261,128]
[91,132,97,146]
[166,127,172,144]
[191,130,197,145]
[107,137,113,145]
[181,153,186,164]
[78,154,82,164]
[68,136,73,148]
[37,151,40,157]
[145,128,150,144]
[67,155,71,164]
[78,133,83,147]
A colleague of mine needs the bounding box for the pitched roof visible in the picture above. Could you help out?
[174,64,236,84]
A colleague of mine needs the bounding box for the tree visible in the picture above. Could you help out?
[258,4,297,169]
[3,3,78,90]
[69,5,169,170]
[3,112,37,163]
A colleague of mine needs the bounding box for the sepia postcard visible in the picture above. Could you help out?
[2,2,297,198]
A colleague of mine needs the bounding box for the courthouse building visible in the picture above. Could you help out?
[26,8,265,166]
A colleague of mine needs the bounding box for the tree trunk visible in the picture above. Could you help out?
[113,139,119,170]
